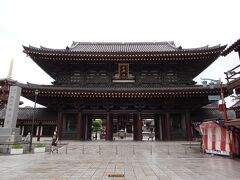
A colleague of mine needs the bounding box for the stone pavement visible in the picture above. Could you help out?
[0,140,240,180]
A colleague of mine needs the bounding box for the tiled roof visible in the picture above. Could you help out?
[17,82,224,102]
[18,82,220,92]
[202,101,219,109]
[192,107,236,122]
[222,38,240,56]
[24,41,224,54]
[69,41,179,52]
[0,107,57,120]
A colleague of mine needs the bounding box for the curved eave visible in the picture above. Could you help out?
[18,84,224,99]
[222,39,240,56]
[23,45,226,62]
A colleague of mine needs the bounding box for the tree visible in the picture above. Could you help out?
[92,119,102,140]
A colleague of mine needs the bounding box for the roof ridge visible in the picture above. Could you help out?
[23,42,226,54]
[71,41,174,45]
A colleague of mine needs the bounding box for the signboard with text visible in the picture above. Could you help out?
[4,86,22,128]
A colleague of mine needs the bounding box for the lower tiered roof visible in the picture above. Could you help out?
[18,82,223,100]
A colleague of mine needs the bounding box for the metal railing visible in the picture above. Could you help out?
[62,142,202,157]
[225,64,240,83]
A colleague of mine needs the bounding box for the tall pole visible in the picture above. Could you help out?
[29,89,38,152]
[220,82,228,123]
[220,82,233,158]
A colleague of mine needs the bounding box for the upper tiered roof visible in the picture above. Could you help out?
[22,41,226,80]
[41,41,180,52]
[23,41,225,55]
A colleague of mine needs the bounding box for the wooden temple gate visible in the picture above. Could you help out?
[17,41,226,141]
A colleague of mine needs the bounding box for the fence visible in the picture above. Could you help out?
[60,142,202,158]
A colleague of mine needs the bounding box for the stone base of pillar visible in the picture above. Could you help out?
[0,128,22,143]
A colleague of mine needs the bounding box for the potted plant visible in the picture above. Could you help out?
[10,144,23,155]
[34,143,46,153]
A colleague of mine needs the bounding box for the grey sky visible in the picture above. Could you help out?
[0,0,239,106]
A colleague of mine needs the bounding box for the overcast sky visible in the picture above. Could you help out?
[0,0,239,106]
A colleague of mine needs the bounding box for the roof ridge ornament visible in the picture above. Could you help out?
[167,41,177,49]
[70,41,79,48]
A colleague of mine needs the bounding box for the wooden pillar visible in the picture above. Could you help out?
[165,112,171,141]
[76,111,82,140]
[105,111,113,141]
[136,111,142,141]
[87,116,92,140]
[133,115,137,140]
[185,111,192,141]
[154,114,160,141]
[81,114,86,140]
[159,116,163,141]
[161,115,166,140]
[57,111,63,140]
[84,114,88,140]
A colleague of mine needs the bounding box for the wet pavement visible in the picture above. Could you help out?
[0,140,240,180]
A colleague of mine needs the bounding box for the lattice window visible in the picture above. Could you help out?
[139,70,162,83]
[165,71,178,84]
[86,70,108,83]
[69,71,80,82]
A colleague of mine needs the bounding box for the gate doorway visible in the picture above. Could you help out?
[113,114,134,140]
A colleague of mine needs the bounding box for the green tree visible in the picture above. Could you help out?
[92,119,102,139]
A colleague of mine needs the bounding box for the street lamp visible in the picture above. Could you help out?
[29,89,39,152]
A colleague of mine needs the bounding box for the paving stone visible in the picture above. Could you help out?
[0,140,240,180]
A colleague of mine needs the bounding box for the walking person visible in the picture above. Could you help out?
[51,131,58,153]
